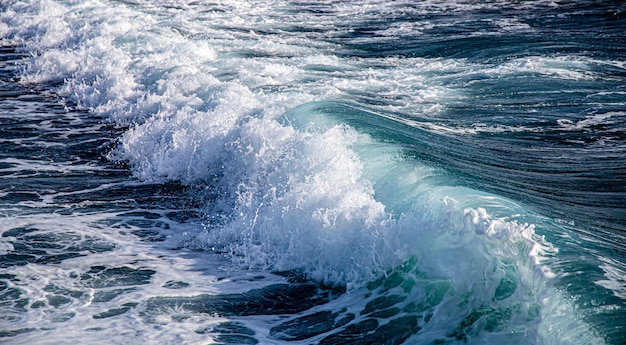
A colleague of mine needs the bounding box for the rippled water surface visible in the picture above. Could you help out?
[1,1,625,344]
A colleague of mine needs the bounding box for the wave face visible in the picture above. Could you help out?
[1,0,625,344]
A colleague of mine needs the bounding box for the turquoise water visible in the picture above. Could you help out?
[1,1,625,344]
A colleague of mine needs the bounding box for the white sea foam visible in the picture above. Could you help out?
[1,0,614,343]
[557,111,625,131]
[492,18,533,32]
[0,210,264,345]
[0,0,559,296]
[488,56,597,80]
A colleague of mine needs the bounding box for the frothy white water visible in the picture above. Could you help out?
[184,108,553,291]
[1,0,615,343]
[0,0,555,293]
[0,210,292,345]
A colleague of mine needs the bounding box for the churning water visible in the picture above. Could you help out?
[1,1,625,344]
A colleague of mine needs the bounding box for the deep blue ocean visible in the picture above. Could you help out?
[1,1,625,344]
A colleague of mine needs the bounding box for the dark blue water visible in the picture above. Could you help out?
[1,1,625,344]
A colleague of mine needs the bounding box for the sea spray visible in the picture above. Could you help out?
[2,0,623,343]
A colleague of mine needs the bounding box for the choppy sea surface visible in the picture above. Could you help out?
[1,1,625,344]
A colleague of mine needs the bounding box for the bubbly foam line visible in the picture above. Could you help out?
[0,157,101,174]
[557,111,625,131]
[3,0,608,134]
[0,210,257,345]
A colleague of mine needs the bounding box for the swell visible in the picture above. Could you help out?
[2,1,625,343]
[289,102,626,234]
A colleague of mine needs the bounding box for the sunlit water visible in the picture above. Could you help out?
[1,1,625,344]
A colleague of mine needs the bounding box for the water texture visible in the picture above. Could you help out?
[1,1,625,344]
